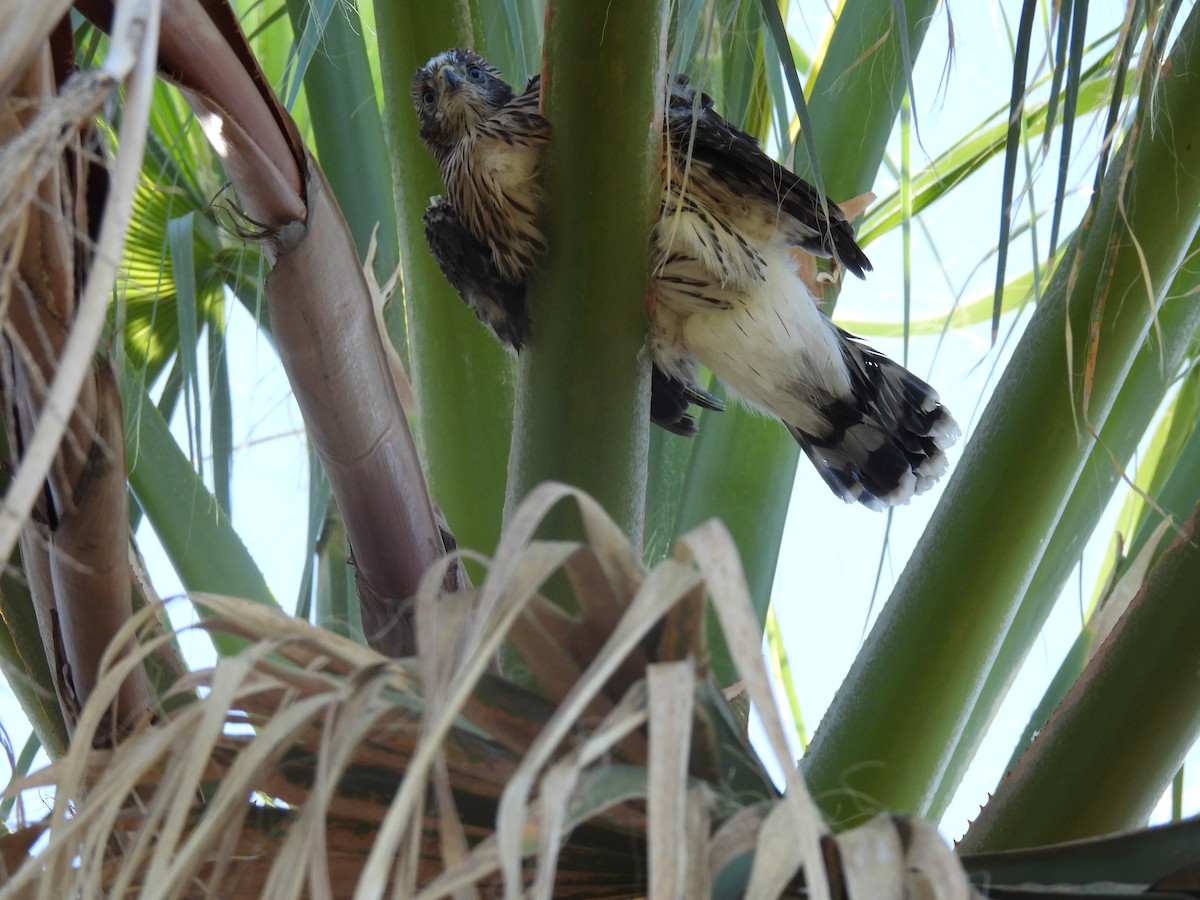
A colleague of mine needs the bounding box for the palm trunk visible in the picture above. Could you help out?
[505,0,669,547]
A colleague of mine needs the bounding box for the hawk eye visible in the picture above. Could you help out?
[422,89,436,107]
[466,65,484,81]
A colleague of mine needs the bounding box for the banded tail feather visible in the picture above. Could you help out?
[787,331,960,510]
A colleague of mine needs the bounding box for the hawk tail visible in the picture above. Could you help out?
[788,333,959,510]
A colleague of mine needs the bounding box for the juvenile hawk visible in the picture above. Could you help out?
[412,49,959,509]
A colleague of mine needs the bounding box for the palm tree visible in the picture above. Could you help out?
[0,0,1198,895]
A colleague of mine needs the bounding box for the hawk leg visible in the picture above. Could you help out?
[651,366,724,437]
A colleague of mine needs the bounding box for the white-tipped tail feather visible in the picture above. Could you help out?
[787,336,961,509]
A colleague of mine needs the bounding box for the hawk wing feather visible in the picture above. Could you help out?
[424,197,530,350]
[665,78,872,279]
[471,76,547,146]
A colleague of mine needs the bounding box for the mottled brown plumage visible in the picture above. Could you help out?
[413,52,547,284]
[413,50,959,507]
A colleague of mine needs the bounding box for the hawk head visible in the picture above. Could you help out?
[412,49,514,158]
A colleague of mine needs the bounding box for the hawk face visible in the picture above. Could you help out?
[411,49,514,160]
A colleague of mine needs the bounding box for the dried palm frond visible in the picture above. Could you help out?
[0,0,174,740]
[0,483,970,899]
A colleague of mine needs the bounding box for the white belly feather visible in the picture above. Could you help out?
[651,205,851,436]
[683,250,850,433]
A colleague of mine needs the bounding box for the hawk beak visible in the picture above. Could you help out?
[440,66,461,91]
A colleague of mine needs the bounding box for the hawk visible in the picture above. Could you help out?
[412,49,959,509]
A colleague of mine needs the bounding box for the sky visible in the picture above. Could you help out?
[3,0,1196,850]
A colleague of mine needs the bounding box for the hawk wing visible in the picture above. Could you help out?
[424,196,530,350]
[665,77,872,278]
[485,74,545,133]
